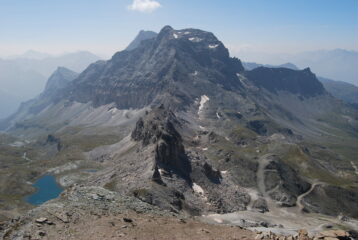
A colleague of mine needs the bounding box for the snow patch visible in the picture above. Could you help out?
[109,107,118,114]
[173,33,178,39]
[203,148,208,151]
[216,112,221,119]
[22,152,30,161]
[193,183,205,195]
[198,95,210,114]
[351,161,358,176]
[209,44,219,49]
[47,161,81,174]
[9,141,26,147]
[221,171,228,174]
[189,37,202,42]
[213,218,223,223]
[246,188,260,202]
[184,31,191,35]
[192,70,198,76]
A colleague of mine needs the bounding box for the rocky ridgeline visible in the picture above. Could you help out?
[255,229,354,240]
[0,186,178,239]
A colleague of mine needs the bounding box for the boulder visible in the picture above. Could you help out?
[35,218,48,224]
[298,229,310,240]
[315,230,351,240]
[252,198,269,213]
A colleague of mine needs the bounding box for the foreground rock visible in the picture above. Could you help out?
[1,186,255,240]
[255,229,354,240]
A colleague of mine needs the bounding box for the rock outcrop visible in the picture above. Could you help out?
[131,107,191,178]
[244,67,325,97]
[255,229,353,240]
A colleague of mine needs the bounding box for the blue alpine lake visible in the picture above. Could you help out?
[26,175,63,205]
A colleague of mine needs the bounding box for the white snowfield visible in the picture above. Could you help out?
[198,95,210,114]
[192,182,205,195]
[209,44,219,49]
[189,37,202,42]
[216,112,221,119]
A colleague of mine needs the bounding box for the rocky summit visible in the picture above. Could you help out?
[1,26,358,239]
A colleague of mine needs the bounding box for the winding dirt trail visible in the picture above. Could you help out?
[257,154,275,197]
[296,182,321,213]
[255,153,285,213]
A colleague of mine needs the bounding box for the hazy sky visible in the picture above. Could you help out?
[1,0,357,57]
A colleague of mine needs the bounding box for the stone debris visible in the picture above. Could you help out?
[123,217,133,223]
[315,230,351,240]
[35,218,48,224]
[48,211,70,223]
[200,228,210,233]
[255,229,353,240]
[36,230,46,237]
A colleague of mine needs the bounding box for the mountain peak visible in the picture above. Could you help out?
[55,66,73,73]
[65,26,244,109]
[126,30,158,51]
[160,25,174,33]
[44,67,78,94]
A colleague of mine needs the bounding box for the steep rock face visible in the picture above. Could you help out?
[63,26,244,110]
[131,107,191,178]
[244,67,325,97]
[265,160,311,206]
[129,106,253,214]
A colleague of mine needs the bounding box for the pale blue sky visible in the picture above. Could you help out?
[0,0,357,57]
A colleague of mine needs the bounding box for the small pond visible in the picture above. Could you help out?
[26,175,63,205]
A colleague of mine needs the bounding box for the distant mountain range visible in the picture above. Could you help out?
[6,50,52,60]
[1,50,100,77]
[242,62,299,71]
[243,61,358,106]
[0,51,100,118]
[0,90,22,120]
[237,49,358,86]
[292,49,358,86]
[318,77,358,107]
